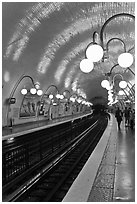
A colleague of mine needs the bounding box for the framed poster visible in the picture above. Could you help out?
[19,94,36,118]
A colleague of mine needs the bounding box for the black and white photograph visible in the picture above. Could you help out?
[2,2,135,202]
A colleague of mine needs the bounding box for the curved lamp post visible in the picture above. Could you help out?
[6,74,39,127]
[80,13,135,73]
[40,84,59,102]
[39,84,60,119]
[62,90,71,99]
[113,70,134,100]
[101,64,134,93]
[100,13,134,49]
[113,75,133,103]
[102,71,133,105]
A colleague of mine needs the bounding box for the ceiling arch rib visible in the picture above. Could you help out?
[37,16,101,75]
[5,2,65,60]
[3,2,135,106]
[65,57,83,89]
[55,39,92,83]
[37,12,134,76]
[5,3,134,70]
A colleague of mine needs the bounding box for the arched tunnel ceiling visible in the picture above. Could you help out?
[2,2,135,105]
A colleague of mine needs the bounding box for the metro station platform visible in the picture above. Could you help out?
[2,113,135,202]
[63,114,135,202]
[2,113,88,137]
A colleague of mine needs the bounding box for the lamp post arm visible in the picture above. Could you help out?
[6,74,35,127]
[9,75,35,100]
[106,38,126,52]
[70,93,78,98]
[112,73,123,87]
[109,64,119,75]
[100,13,135,48]
[93,31,99,43]
[38,84,59,119]
[40,84,59,102]
[63,90,71,98]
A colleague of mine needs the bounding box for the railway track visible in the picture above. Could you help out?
[5,116,108,202]
[2,115,96,190]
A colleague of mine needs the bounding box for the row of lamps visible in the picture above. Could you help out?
[79,13,134,106]
[21,86,92,107]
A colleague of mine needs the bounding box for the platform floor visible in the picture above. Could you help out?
[63,114,135,202]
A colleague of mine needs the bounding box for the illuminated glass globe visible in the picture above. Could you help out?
[37,89,43,96]
[35,82,40,89]
[105,85,112,90]
[21,88,27,95]
[49,94,53,99]
[30,88,37,94]
[118,52,133,68]
[80,59,94,73]
[86,44,104,62]
[101,80,110,89]
[119,90,125,95]
[60,94,64,99]
[56,93,61,99]
[119,80,127,89]
[77,98,82,103]
[70,97,75,102]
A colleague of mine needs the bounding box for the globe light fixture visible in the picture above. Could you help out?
[118,52,133,68]
[60,94,64,99]
[30,87,37,94]
[118,90,125,95]
[80,58,94,73]
[70,97,75,102]
[53,102,57,106]
[77,98,82,103]
[56,93,61,99]
[37,89,43,96]
[125,99,130,103]
[119,80,127,89]
[86,44,104,62]
[105,84,112,90]
[101,79,110,89]
[49,94,54,99]
[108,89,113,94]
[108,93,113,97]
[35,83,40,89]
[21,88,27,95]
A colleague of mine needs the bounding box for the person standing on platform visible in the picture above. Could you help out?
[130,109,135,129]
[124,107,131,126]
[115,107,123,129]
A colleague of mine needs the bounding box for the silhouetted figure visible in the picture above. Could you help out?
[124,107,131,126]
[115,107,123,129]
[130,109,135,129]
